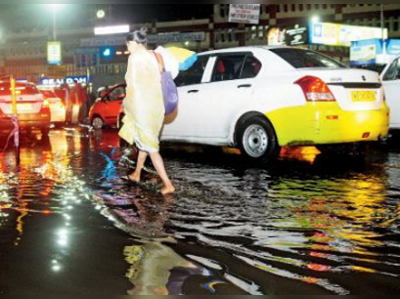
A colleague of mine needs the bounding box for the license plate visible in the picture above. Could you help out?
[351,91,376,102]
[17,104,33,112]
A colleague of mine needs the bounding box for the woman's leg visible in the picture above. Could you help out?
[149,152,175,195]
[129,150,148,182]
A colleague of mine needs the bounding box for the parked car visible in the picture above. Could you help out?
[160,46,389,164]
[354,59,399,130]
[38,88,66,125]
[381,56,400,130]
[0,81,51,135]
[89,83,126,129]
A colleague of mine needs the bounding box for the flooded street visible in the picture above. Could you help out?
[1,127,400,295]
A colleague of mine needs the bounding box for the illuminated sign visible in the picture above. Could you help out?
[350,39,381,66]
[387,39,400,56]
[310,22,388,47]
[47,41,62,65]
[40,76,88,86]
[229,4,261,25]
[94,25,130,35]
[147,32,206,44]
[351,38,400,66]
[268,24,308,46]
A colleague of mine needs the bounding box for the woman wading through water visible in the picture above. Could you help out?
[119,29,175,195]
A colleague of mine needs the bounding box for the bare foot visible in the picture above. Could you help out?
[128,173,140,183]
[161,184,175,195]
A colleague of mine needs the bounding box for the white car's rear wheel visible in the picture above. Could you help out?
[237,115,279,165]
[92,116,104,130]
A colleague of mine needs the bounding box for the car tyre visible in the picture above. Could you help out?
[236,116,279,165]
[92,116,104,130]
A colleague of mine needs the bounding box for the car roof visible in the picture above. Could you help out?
[0,80,36,86]
[199,45,292,56]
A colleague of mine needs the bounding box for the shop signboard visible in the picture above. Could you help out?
[267,24,308,46]
[147,32,206,44]
[310,22,388,47]
[350,39,381,66]
[81,32,205,48]
[40,76,88,86]
[47,41,62,65]
[350,38,400,66]
[387,39,400,56]
[229,4,261,25]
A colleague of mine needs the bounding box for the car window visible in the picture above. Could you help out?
[211,55,246,82]
[107,86,126,101]
[383,59,400,81]
[271,48,345,69]
[40,90,57,98]
[354,64,387,74]
[175,56,209,87]
[241,56,262,79]
[0,83,39,96]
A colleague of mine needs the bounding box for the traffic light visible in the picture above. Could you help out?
[101,47,115,59]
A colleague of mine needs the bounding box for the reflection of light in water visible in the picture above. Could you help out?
[49,131,69,157]
[57,228,69,247]
[52,260,62,272]
[266,170,394,284]
[281,146,321,164]
[202,280,226,293]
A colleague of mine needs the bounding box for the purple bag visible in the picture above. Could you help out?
[154,53,179,115]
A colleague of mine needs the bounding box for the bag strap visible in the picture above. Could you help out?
[153,51,166,73]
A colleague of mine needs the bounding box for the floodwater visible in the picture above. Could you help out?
[0,127,400,295]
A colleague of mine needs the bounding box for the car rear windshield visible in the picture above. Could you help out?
[0,83,39,96]
[353,64,386,74]
[40,90,57,98]
[270,48,345,69]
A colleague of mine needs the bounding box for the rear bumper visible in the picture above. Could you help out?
[50,109,66,123]
[0,113,50,131]
[267,102,390,146]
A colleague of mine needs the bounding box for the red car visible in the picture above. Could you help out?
[0,81,51,136]
[89,83,126,129]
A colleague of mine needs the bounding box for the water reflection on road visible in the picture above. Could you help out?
[1,128,400,295]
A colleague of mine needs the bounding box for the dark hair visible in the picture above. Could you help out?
[126,28,148,45]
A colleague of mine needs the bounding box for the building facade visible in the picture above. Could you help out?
[1,4,399,84]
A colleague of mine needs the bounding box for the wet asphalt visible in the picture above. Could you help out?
[0,127,400,295]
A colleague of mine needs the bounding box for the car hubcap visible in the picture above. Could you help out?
[243,125,268,158]
[93,118,103,129]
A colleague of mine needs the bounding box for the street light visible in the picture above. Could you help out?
[381,5,388,62]
[97,9,106,19]
[311,15,320,23]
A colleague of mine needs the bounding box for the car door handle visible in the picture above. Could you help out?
[237,84,252,89]
[188,90,199,94]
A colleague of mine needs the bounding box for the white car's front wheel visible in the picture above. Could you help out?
[237,115,279,165]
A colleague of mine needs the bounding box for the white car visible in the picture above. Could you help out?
[0,81,51,135]
[162,46,389,163]
[39,89,66,125]
[381,56,400,129]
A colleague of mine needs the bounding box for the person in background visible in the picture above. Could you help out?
[119,29,175,195]
[75,81,89,124]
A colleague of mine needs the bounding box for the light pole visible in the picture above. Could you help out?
[50,4,62,41]
[381,4,387,62]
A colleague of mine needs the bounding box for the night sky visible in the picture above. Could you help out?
[0,4,213,33]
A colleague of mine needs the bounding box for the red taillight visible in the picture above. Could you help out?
[295,76,336,102]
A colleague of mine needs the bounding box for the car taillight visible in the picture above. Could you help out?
[295,76,336,102]
[43,99,50,108]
